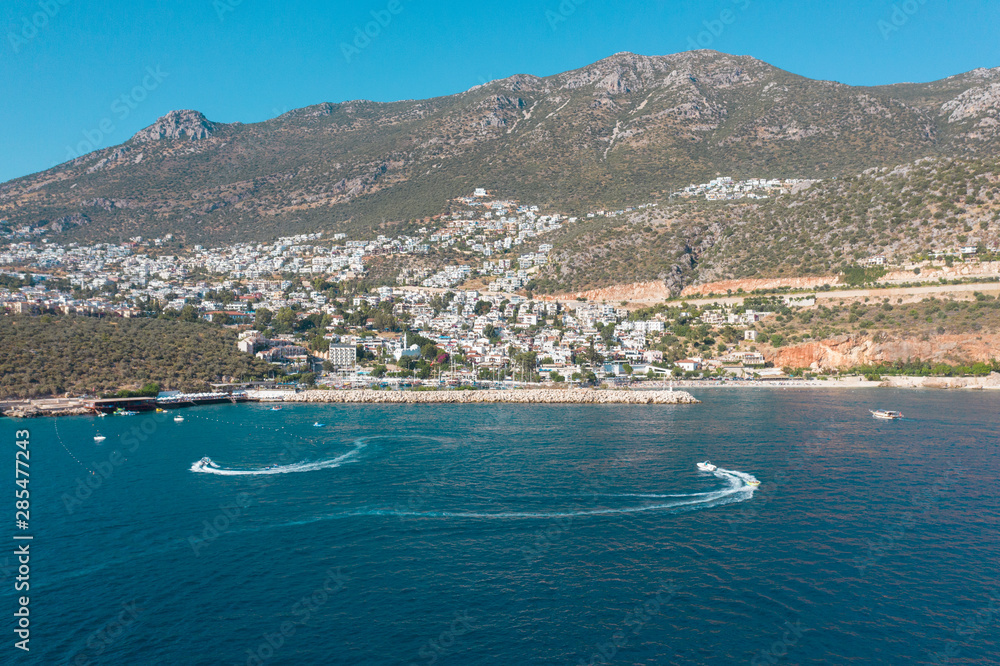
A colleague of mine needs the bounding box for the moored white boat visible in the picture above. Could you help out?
[870,409,903,420]
[174,415,184,422]
[94,434,106,443]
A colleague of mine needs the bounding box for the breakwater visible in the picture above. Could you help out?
[286,389,700,404]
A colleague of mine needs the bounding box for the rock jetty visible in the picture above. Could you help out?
[286,389,699,405]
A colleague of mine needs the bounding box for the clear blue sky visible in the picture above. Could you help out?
[2,0,998,183]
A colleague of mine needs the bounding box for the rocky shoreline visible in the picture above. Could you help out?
[2,406,92,418]
[286,389,701,405]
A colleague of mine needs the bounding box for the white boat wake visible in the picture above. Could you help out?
[190,442,366,476]
[277,467,759,526]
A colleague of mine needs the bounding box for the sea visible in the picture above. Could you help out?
[2,388,998,665]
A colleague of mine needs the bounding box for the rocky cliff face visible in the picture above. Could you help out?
[766,333,1000,371]
[132,110,217,142]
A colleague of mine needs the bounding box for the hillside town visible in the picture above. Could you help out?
[4,184,1000,394]
[670,176,813,200]
[0,190,795,388]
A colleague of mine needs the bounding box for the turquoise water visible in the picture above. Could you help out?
[2,389,998,664]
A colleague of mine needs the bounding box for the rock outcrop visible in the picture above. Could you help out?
[132,110,216,142]
[766,333,1000,371]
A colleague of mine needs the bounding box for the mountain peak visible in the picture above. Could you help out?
[132,110,217,143]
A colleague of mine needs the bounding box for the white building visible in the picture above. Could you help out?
[327,344,357,368]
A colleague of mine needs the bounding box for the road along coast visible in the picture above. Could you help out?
[286,389,700,404]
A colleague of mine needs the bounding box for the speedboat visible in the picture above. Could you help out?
[870,409,903,420]
[174,415,184,422]
[313,422,324,427]
[94,434,106,443]
[270,406,282,411]
[697,461,717,472]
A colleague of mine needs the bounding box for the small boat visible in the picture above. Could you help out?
[156,408,166,413]
[746,478,761,487]
[94,434,106,443]
[270,406,282,411]
[312,422,324,427]
[96,412,106,418]
[870,409,903,420]
[174,415,184,422]
[115,409,139,416]
[697,461,717,472]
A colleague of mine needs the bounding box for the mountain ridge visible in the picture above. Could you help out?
[2,50,999,247]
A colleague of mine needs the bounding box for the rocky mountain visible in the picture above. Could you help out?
[3,51,999,245]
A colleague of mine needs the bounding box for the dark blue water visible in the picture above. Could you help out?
[2,389,998,665]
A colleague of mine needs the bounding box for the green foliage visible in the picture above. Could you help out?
[0,315,278,399]
[841,265,888,286]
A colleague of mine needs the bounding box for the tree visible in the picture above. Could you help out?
[372,365,387,378]
[483,323,499,342]
[474,300,492,316]
[273,307,296,334]
[970,361,991,376]
[179,304,199,323]
[550,371,565,383]
[254,307,273,329]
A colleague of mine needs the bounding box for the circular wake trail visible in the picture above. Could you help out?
[276,468,759,529]
[190,443,366,476]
